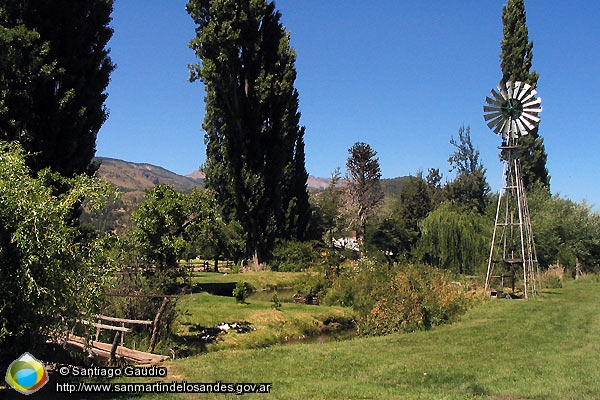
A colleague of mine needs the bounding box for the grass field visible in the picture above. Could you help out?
[189,270,307,290]
[137,277,600,399]
[172,291,356,353]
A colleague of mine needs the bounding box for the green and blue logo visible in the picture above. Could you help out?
[5,352,49,395]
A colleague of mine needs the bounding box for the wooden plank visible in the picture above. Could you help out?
[93,314,153,326]
[79,319,132,332]
[66,335,169,364]
[104,293,179,298]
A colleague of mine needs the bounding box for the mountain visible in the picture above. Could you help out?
[306,176,331,190]
[186,169,205,182]
[87,157,411,233]
[381,176,412,196]
[95,157,203,193]
[96,157,412,196]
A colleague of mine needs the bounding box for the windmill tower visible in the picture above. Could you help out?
[483,81,542,299]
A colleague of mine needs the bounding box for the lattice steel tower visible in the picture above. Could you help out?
[483,81,542,299]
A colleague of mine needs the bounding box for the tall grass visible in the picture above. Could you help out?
[156,278,600,399]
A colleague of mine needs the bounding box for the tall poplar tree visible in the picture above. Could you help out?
[0,0,114,177]
[499,0,550,190]
[187,0,311,264]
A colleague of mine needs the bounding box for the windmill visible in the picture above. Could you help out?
[483,81,542,299]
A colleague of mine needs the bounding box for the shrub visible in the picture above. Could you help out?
[359,264,469,335]
[233,281,249,303]
[322,274,356,307]
[0,142,116,362]
[542,267,564,289]
[270,240,317,272]
[271,291,282,309]
[293,273,328,302]
[322,258,388,311]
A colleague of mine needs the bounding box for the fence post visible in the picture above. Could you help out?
[148,297,169,353]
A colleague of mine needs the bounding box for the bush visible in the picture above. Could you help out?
[0,141,116,363]
[293,273,328,301]
[320,262,470,336]
[360,265,469,335]
[270,240,317,272]
[233,281,250,303]
[322,258,386,311]
[271,291,282,309]
[542,267,564,289]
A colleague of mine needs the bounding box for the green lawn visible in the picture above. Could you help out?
[143,278,600,399]
[189,270,307,290]
[172,291,355,353]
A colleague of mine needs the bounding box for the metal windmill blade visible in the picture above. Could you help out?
[483,80,542,139]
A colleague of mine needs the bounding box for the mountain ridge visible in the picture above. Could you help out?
[95,156,410,195]
[95,157,203,193]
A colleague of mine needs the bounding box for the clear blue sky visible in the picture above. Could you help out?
[97,0,600,207]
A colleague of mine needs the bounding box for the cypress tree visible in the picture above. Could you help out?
[187,0,311,264]
[0,0,115,177]
[499,0,550,190]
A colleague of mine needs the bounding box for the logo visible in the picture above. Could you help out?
[5,353,49,395]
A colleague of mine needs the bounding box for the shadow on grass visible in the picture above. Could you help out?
[403,371,490,397]
[540,290,563,296]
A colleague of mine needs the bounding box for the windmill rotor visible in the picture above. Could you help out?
[483,80,542,139]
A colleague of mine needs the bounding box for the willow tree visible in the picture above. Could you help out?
[416,202,490,275]
[187,0,311,264]
[499,0,550,190]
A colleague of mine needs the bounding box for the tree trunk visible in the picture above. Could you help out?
[148,297,169,353]
[251,249,260,270]
[108,331,120,366]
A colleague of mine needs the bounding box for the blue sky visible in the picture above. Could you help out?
[97,1,600,207]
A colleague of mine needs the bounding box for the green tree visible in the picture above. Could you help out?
[416,201,490,275]
[192,218,246,272]
[426,168,447,208]
[366,217,411,265]
[187,0,311,265]
[447,125,490,213]
[0,141,115,366]
[0,0,114,177]
[528,185,600,270]
[345,142,384,252]
[131,186,218,290]
[390,173,432,246]
[499,0,550,190]
[314,168,345,246]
